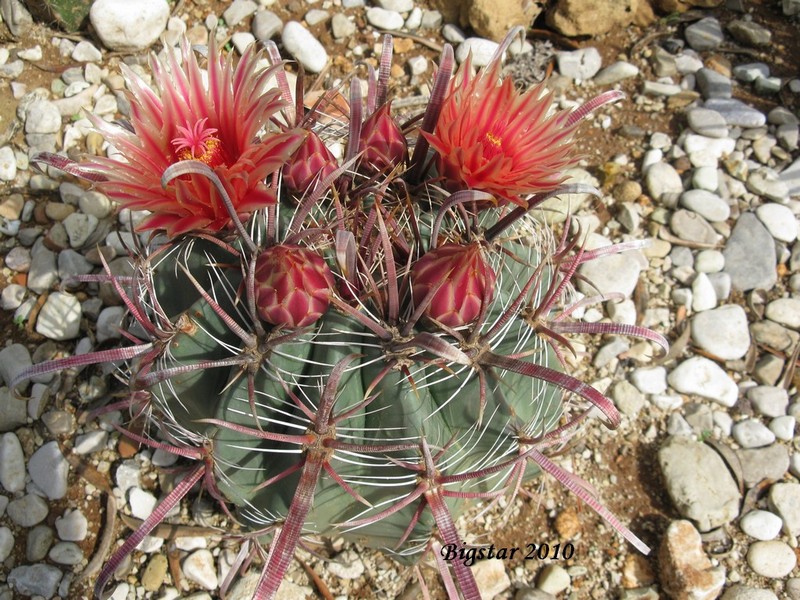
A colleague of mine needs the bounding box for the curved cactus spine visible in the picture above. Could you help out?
[20,28,667,600]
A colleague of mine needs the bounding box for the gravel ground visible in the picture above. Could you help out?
[0,0,800,599]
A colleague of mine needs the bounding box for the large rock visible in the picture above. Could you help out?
[546,0,655,37]
[430,0,543,41]
[654,0,723,11]
[658,436,740,532]
[89,0,170,52]
[659,520,726,600]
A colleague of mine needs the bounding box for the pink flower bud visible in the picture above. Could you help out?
[254,245,335,328]
[283,131,338,194]
[358,103,407,174]
[410,243,495,328]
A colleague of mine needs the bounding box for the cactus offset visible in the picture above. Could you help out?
[23,28,669,600]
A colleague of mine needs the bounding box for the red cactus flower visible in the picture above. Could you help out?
[83,37,303,237]
[410,243,496,328]
[358,102,407,174]
[254,245,335,328]
[422,55,579,207]
[283,131,339,194]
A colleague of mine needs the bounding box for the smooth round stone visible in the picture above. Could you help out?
[455,38,500,67]
[691,304,750,360]
[252,10,283,42]
[537,564,571,595]
[281,21,328,73]
[28,440,69,499]
[0,526,13,562]
[680,190,730,222]
[556,47,602,80]
[747,386,789,417]
[769,416,795,441]
[90,0,169,51]
[49,541,84,565]
[55,509,88,542]
[739,510,783,542]
[687,107,729,138]
[183,549,218,590]
[223,0,258,27]
[747,541,797,578]
[129,487,158,520]
[723,213,777,292]
[630,366,668,395]
[685,17,724,51]
[769,482,800,537]
[25,100,62,134]
[645,161,683,201]
[35,292,82,341]
[0,432,26,492]
[733,419,775,448]
[722,585,778,600]
[692,272,718,311]
[756,203,798,242]
[27,525,55,562]
[765,298,800,329]
[671,210,720,246]
[7,494,49,527]
[692,166,719,191]
[7,564,63,598]
[695,249,725,273]
[593,61,639,85]
[667,356,739,407]
[365,7,404,30]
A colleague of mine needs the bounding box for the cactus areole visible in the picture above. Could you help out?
[25,28,668,600]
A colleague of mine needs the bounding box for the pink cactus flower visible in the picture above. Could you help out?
[84,37,303,236]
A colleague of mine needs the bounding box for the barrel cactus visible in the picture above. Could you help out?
[24,28,668,600]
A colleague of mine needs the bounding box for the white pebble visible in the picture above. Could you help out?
[183,549,219,590]
[281,21,328,74]
[28,441,69,499]
[0,432,26,493]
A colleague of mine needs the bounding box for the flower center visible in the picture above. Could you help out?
[481,129,504,161]
[171,118,225,167]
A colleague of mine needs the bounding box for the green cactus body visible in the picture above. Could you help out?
[142,209,562,559]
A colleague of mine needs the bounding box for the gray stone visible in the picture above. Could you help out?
[679,190,730,222]
[330,13,355,39]
[727,20,772,47]
[686,108,729,138]
[90,0,170,52]
[0,432,26,493]
[739,510,783,541]
[769,416,795,440]
[0,343,32,392]
[670,209,720,245]
[704,98,767,128]
[0,387,27,432]
[27,525,54,562]
[35,291,82,341]
[768,482,800,537]
[668,356,738,407]
[685,17,724,51]
[658,436,740,531]
[696,68,732,99]
[71,41,102,62]
[366,7,405,30]
[28,440,69,499]
[577,244,645,298]
[748,168,790,202]
[645,162,684,201]
[223,0,257,26]
[756,203,797,242]
[455,38,501,67]
[738,444,790,487]
[691,304,750,360]
[723,213,777,291]
[281,21,328,74]
[7,564,63,598]
[722,586,778,600]
[747,541,797,578]
[556,47,602,81]
[765,297,800,329]
[747,386,789,418]
[593,61,639,86]
[0,0,33,36]
[732,420,775,448]
[733,62,770,83]
[6,494,49,527]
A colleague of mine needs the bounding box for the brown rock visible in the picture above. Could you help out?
[431,0,544,41]
[554,507,581,539]
[468,0,543,42]
[658,520,725,600]
[622,553,655,589]
[0,193,24,220]
[546,0,656,37]
[654,0,723,12]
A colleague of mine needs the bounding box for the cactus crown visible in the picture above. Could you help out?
[24,28,668,600]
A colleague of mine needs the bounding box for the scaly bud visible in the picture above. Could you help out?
[359,103,407,174]
[410,243,496,328]
[254,245,335,328]
[283,131,338,194]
